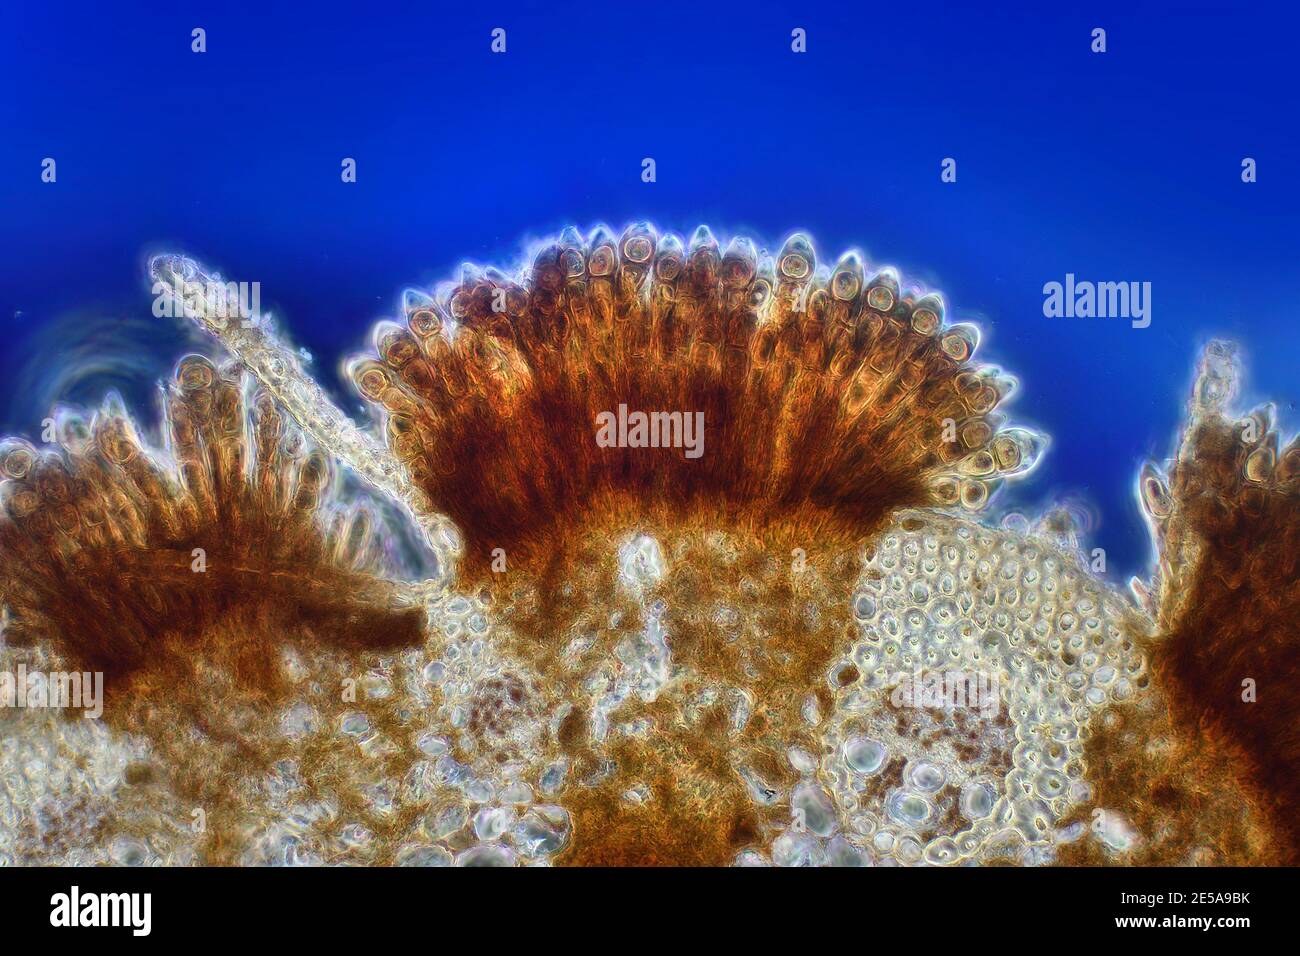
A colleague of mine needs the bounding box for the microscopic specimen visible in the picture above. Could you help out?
[0,226,1294,867]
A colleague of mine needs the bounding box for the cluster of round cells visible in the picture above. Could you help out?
[748,509,1146,866]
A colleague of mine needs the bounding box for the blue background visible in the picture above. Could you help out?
[2,1,1296,581]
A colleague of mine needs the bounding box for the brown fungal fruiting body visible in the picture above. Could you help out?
[346,225,1040,578]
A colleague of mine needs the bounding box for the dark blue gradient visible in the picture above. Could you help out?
[2,1,1296,581]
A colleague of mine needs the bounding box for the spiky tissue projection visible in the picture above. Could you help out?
[0,357,425,679]
[0,225,1293,866]
[1057,342,1300,865]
